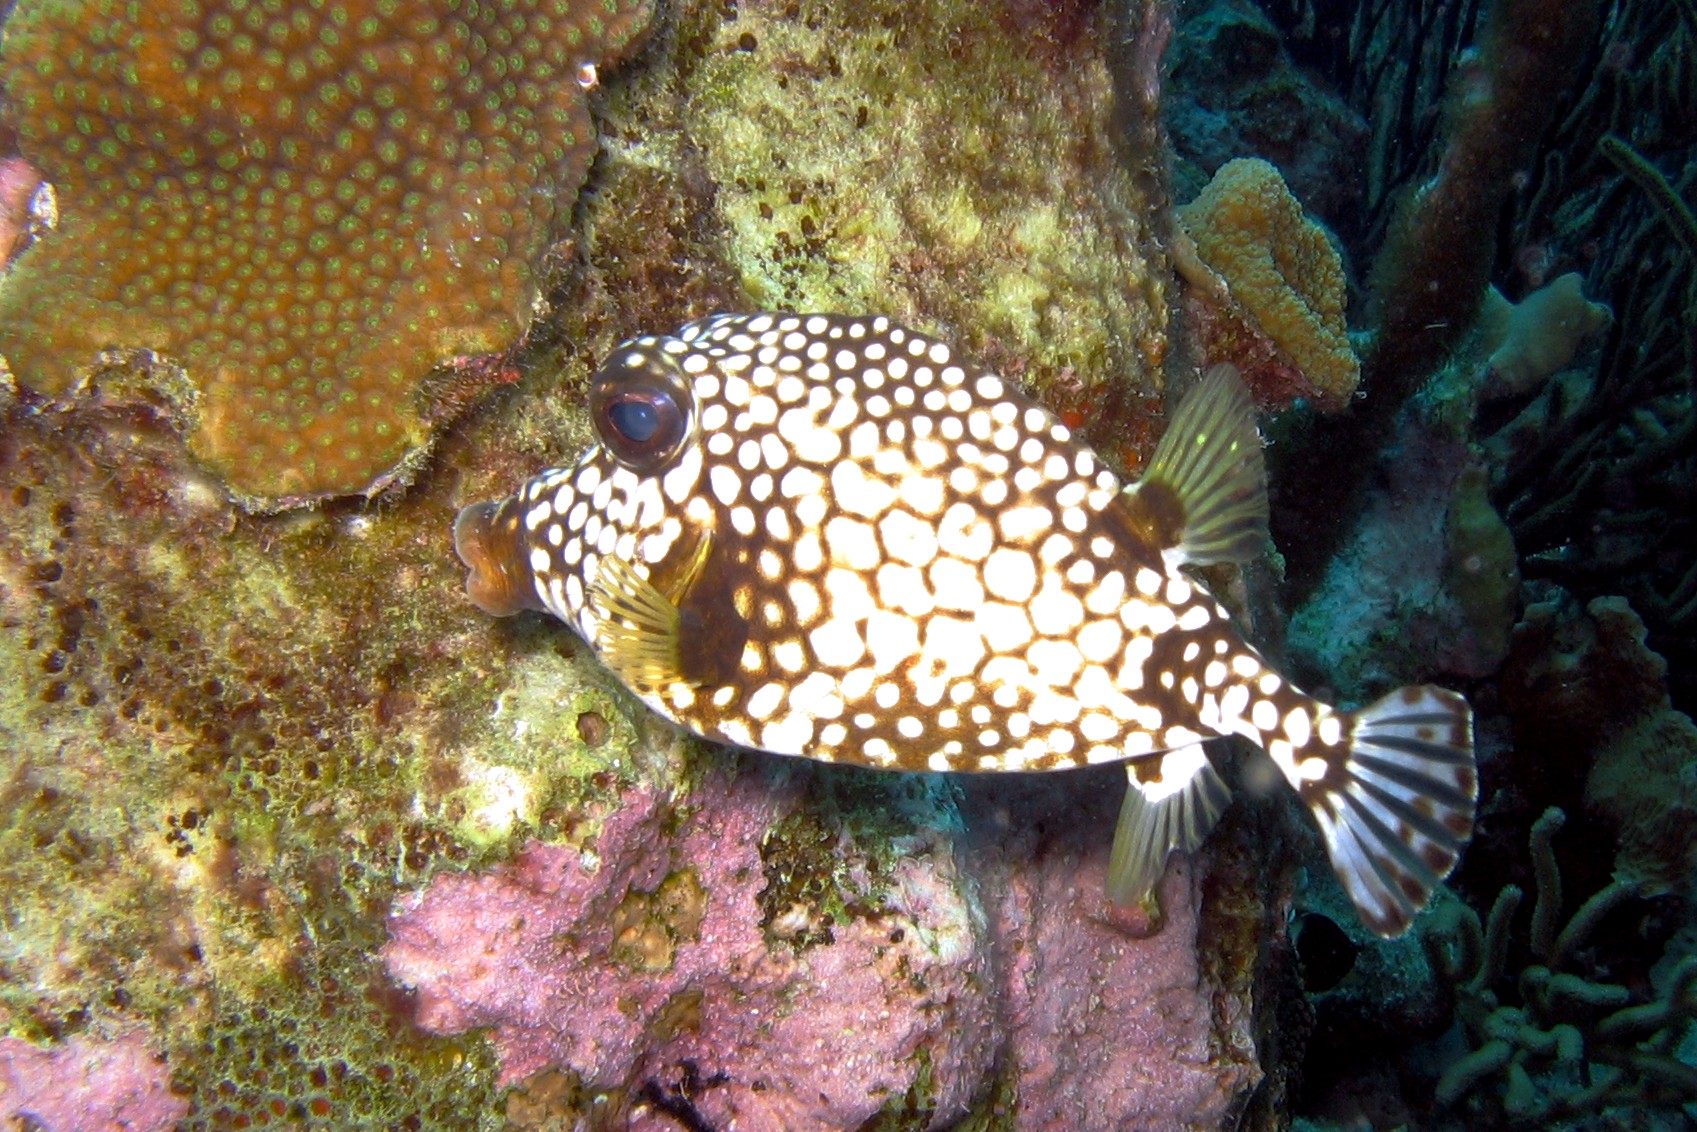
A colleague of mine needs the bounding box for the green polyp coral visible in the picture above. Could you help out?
[0,0,656,508]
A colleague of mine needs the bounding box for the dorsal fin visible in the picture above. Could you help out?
[1123,364,1268,568]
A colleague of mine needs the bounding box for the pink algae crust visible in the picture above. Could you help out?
[383,771,1257,1130]
[973,779,1257,1129]
[383,770,997,1129]
[0,1028,187,1132]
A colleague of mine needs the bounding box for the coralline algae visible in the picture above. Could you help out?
[383,768,1263,1129]
[0,1029,187,1132]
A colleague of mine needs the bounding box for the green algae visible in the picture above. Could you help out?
[586,0,1171,458]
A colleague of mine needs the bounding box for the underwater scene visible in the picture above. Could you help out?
[0,0,1692,1127]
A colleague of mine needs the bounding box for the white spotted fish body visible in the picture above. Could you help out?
[456,313,1476,936]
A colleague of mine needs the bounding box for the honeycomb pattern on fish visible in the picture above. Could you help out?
[456,313,1477,937]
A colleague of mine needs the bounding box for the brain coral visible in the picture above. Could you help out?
[0,0,652,506]
[1176,157,1359,411]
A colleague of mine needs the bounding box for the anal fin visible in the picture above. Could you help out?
[1106,743,1232,906]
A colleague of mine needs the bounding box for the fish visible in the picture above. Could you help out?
[454,313,1476,937]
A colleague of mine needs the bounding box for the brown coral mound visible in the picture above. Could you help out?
[0,0,652,506]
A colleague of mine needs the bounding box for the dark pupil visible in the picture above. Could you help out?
[609,399,660,443]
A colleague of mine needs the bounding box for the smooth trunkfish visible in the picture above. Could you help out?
[455,313,1476,936]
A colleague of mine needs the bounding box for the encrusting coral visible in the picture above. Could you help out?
[1174,157,1359,411]
[0,0,654,507]
[1476,273,1612,401]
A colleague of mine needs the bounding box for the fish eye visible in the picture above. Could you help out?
[589,346,694,473]
[608,399,660,443]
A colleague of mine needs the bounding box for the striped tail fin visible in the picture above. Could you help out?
[1296,687,1476,937]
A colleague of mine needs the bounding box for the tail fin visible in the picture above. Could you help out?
[1298,687,1476,937]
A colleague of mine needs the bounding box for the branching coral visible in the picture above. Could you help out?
[1423,808,1697,1125]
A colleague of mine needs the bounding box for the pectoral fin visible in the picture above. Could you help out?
[588,553,688,694]
[587,528,747,693]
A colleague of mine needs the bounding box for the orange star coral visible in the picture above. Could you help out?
[0,0,652,507]
[1175,158,1359,412]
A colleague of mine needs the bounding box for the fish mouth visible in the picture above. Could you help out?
[454,498,546,617]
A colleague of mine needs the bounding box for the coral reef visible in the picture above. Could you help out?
[1174,157,1359,412]
[0,1028,187,1132]
[1587,710,1697,898]
[0,0,1283,1126]
[0,0,656,507]
[1479,7,1696,712]
[1423,808,1697,1126]
[1164,0,1369,227]
[1489,172,1696,710]
[1598,134,1697,264]
[1159,2,1697,1126]
[1260,0,1614,600]
[958,774,1276,1130]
